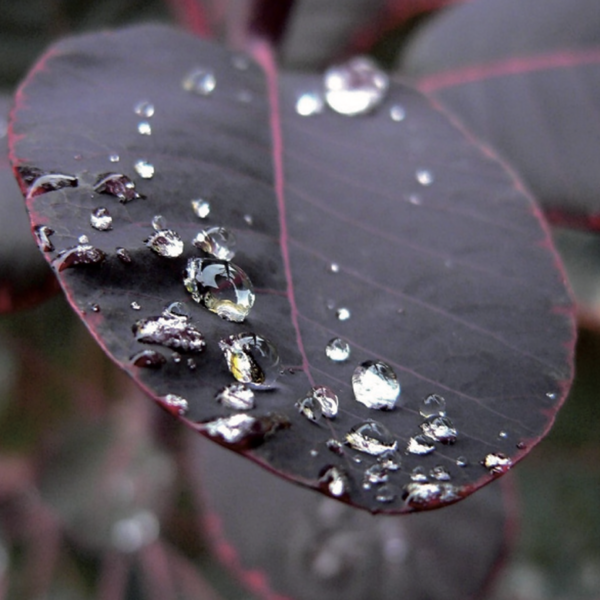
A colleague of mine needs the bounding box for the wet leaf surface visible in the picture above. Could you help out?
[401,0,600,229]
[10,25,575,513]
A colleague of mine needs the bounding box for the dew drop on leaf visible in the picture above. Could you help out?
[419,393,447,418]
[326,439,344,455]
[296,386,339,422]
[203,413,258,444]
[116,247,132,263]
[243,214,253,226]
[420,415,458,444]
[325,337,351,362]
[483,452,512,474]
[134,100,155,118]
[184,258,255,322]
[416,169,434,186]
[130,349,166,368]
[187,357,196,370]
[336,307,351,321]
[191,199,210,219]
[193,227,236,260]
[134,159,155,179]
[329,262,340,273]
[363,463,389,489]
[90,207,113,231]
[218,333,280,389]
[295,92,324,116]
[33,225,55,252]
[133,308,205,353]
[215,383,255,410]
[456,456,468,467]
[78,235,89,244]
[145,229,184,258]
[375,484,398,504]
[406,435,436,456]
[94,173,143,202]
[410,466,428,482]
[323,56,389,116]
[90,303,100,313]
[345,420,397,456]
[159,393,188,416]
[52,244,106,272]
[109,154,120,163]
[137,121,152,135]
[390,104,406,121]
[403,482,459,508]
[498,430,508,439]
[182,67,216,95]
[378,450,401,471]
[18,167,78,200]
[318,466,348,498]
[151,215,167,232]
[430,465,451,481]
[352,360,400,410]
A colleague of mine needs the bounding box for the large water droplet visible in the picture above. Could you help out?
[215,383,255,410]
[325,338,350,362]
[202,412,288,446]
[116,247,132,263]
[296,92,325,116]
[182,68,216,95]
[191,199,210,219]
[133,308,205,353]
[345,420,397,456]
[363,463,389,489]
[130,349,166,368]
[352,360,400,410]
[296,386,338,422]
[420,416,457,445]
[90,207,113,231]
[137,121,152,135]
[193,227,236,261]
[483,452,512,474]
[146,229,184,258]
[52,244,106,272]
[319,466,347,498]
[184,258,255,322]
[159,394,188,416]
[18,167,78,200]
[134,100,155,118]
[134,159,155,179]
[94,173,143,202]
[430,465,451,481]
[33,225,55,252]
[219,333,280,389]
[403,482,459,508]
[323,56,389,116]
[419,393,446,418]
[406,435,435,456]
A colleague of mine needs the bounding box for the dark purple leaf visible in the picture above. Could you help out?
[10,25,575,513]
[192,435,514,600]
[400,0,600,229]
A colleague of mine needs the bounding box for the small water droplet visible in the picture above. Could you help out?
[232,54,250,70]
[151,215,167,232]
[323,56,389,116]
[164,301,189,318]
[375,484,398,504]
[78,235,89,244]
[406,435,435,456]
[363,463,389,489]
[219,333,280,389]
[329,262,340,273]
[483,452,512,474]
[130,349,166,368]
[325,338,350,362]
[498,430,508,439]
[160,394,188,416]
[90,207,113,231]
[378,449,401,471]
[243,214,253,226]
[408,194,422,206]
[430,465,451,481]
[90,303,100,313]
[184,258,255,322]
[137,121,152,135]
[420,415,457,444]
[516,441,527,450]
[352,360,400,410]
[172,352,181,364]
[187,357,196,370]
[146,229,184,258]
[410,466,428,482]
[319,466,347,498]
[116,247,132,263]
[33,225,55,252]
[336,307,351,321]
[94,173,143,202]
[326,299,336,310]
[456,456,468,467]
[52,244,106,272]
[131,301,141,310]
[109,154,120,163]
[345,420,397,456]
[296,92,325,116]
[18,167,78,200]
[134,159,155,179]
[133,308,205,353]
[416,169,434,186]
[310,449,319,457]
[296,386,339,422]
[193,227,236,261]
[111,510,159,553]
[191,199,211,219]
[215,383,255,410]
[403,482,459,507]
[326,439,344,455]
[419,393,446,418]
[134,100,155,118]
[182,68,216,95]
[546,391,557,400]
[390,104,406,121]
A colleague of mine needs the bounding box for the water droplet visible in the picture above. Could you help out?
[78,235,89,244]
[111,510,159,553]
[202,412,288,446]
[172,352,181,364]
[134,159,155,179]
[325,338,350,362]
[410,466,428,482]
[416,169,434,186]
[232,55,250,70]
[134,100,155,118]
[151,215,167,231]
[310,449,319,457]
[133,308,205,353]
[296,92,325,116]
[406,435,435,456]
[18,167,78,200]
[90,303,100,313]
[375,484,398,504]
[363,463,389,489]
[116,247,132,263]
[137,121,152,135]
[408,194,422,206]
[546,391,557,400]
[94,173,143,202]
[130,349,166,368]
[483,452,512,474]
[378,449,401,471]
[109,154,120,163]
[164,301,189,318]
[219,333,280,389]
[420,415,457,444]
[390,104,406,121]
[326,439,344,455]
[146,229,184,258]
[191,199,211,219]
[160,394,188,416]
[33,225,55,252]
[243,214,253,226]
[456,456,468,467]
[430,465,451,481]
[403,482,459,507]
[329,262,340,273]
[182,68,216,95]
[184,258,255,322]
[187,357,197,370]
[419,393,446,418]
[215,383,255,410]
[90,207,113,231]
[352,360,400,410]
[516,441,527,450]
[498,430,508,439]
[336,307,351,321]
[193,227,236,261]
[318,466,347,498]
[345,420,397,456]
[130,301,141,310]
[52,244,106,272]
[296,386,339,422]
[323,56,389,116]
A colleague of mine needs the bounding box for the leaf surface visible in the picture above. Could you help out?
[10,25,575,513]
